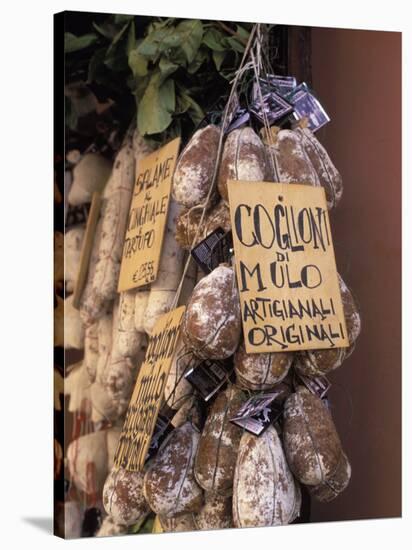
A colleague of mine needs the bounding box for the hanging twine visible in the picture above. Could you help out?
[157,24,281,433]
[169,24,259,311]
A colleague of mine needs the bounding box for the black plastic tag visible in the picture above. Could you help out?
[66,202,91,228]
[287,83,330,132]
[145,414,174,462]
[297,373,331,400]
[267,75,297,97]
[230,391,284,436]
[225,107,251,134]
[184,358,233,401]
[254,75,297,99]
[250,91,293,125]
[191,228,233,274]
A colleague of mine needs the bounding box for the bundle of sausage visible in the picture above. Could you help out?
[97,120,360,535]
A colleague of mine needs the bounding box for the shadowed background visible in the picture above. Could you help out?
[309,26,401,522]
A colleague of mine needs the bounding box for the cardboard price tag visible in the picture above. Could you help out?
[228,181,349,353]
[117,138,181,292]
[114,306,185,471]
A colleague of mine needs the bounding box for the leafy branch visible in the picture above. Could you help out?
[64,14,252,146]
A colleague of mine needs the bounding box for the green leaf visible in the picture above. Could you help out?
[186,96,204,125]
[223,36,245,53]
[175,19,203,63]
[106,21,130,57]
[126,20,136,55]
[202,28,226,51]
[212,50,226,71]
[166,46,187,67]
[159,56,179,79]
[137,26,175,59]
[187,48,209,74]
[176,86,204,124]
[128,513,154,534]
[92,22,114,40]
[175,96,190,115]
[87,47,107,82]
[138,516,154,534]
[65,32,98,53]
[161,31,182,49]
[134,74,151,99]
[152,18,175,30]
[114,14,134,24]
[137,72,175,135]
[235,24,250,41]
[128,49,148,77]
[104,47,128,71]
[104,21,131,72]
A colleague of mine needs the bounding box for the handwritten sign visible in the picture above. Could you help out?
[117,137,180,292]
[114,306,185,471]
[227,181,349,353]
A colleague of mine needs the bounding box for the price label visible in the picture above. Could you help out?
[118,138,180,292]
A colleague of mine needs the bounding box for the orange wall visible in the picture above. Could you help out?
[310,27,401,521]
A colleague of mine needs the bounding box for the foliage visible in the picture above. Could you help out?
[64,14,252,145]
[129,513,155,534]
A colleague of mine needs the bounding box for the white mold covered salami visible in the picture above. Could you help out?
[143,199,184,335]
[172,125,220,208]
[193,494,233,530]
[64,361,91,415]
[218,127,268,202]
[80,130,152,325]
[295,274,361,377]
[234,341,293,390]
[194,384,244,495]
[64,294,85,350]
[175,200,231,251]
[116,289,143,358]
[266,128,320,187]
[84,322,99,383]
[134,288,150,333]
[233,425,300,527]
[308,451,351,502]
[79,214,104,327]
[143,422,203,517]
[159,513,197,533]
[89,303,137,423]
[67,427,121,496]
[65,225,85,292]
[283,387,344,486]
[296,126,343,209]
[102,466,150,527]
[68,152,112,206]
[182,265,241,359]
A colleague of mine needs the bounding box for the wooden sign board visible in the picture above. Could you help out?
[227,180,349,353]
[117,137,181,292]
[114,305,186,471]
[72,192,101,309]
